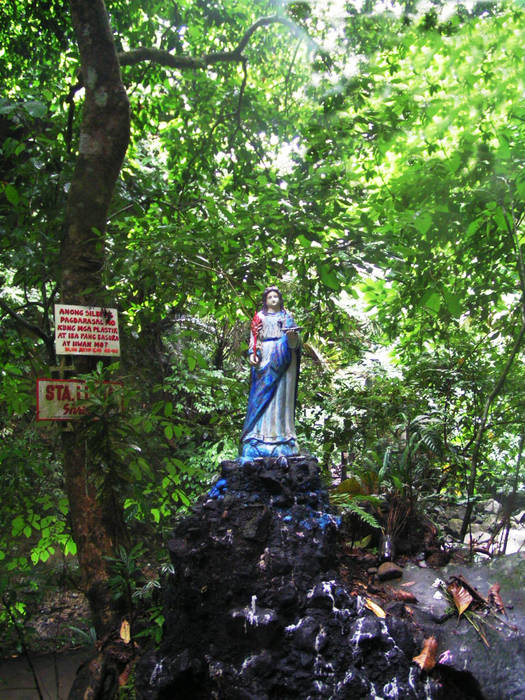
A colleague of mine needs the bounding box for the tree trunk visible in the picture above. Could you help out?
[500,431,524,554]
[459,322,525,541]
[61,0,130,637]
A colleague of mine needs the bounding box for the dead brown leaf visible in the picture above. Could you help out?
[394,589,418,603]
[118,661,134,687]
[447,580,473,616]
[449,575,487,605]
[385,586,418,603]
[365,598,386,618]
[119,619,131,644]
[413,636,438,671]
[488,583,505,615]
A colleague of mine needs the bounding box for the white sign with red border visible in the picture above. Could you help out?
[36,378,123,421]
[54,304,120,356]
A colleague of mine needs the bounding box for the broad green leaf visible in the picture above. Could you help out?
[420,290,441,313]
[493,208,508,233]
[151,508,161,523]
[465,219,481,238]
[12,516,25,536]
[195,353,207,369]
[64,540,77,556]
[4,184,19,206]
[414,212,432,236]
[298,235,311,248]
[318,264,340,291]
[23,100,47,118]
[443,290,462,318]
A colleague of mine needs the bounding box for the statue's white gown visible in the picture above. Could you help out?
[240,310,300,461]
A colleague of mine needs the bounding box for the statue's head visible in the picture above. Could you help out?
[262,285,284,312]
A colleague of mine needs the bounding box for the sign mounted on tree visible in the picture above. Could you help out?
[54,304,120,356]
[36,378,123,421]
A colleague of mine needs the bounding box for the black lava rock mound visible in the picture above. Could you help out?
[136,456,443,699]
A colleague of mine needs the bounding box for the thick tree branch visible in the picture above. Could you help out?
[460,320,525,540]
[232,15,312,56]
[118,48,206,70]
[228,58,248,148]
[62,0,130,306]
[0,298,52,344]
[118,15,315,70]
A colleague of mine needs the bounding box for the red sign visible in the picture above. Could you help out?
[55,304,120,356]
[36,378,123,421]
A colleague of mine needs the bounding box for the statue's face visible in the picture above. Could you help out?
[266,291,281,311]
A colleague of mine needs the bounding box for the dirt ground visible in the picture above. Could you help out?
[2,586,91,659]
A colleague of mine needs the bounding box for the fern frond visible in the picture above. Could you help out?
[331,494,381,530]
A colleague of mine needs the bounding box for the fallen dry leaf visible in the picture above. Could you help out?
[488,582,505,615]
[413,636,438,671]
[387,588,418,603]
[119,661,133,687]
[119,619,131,644]
[447,580,473,616]
[450,574,487,605]
[365,598,386,618]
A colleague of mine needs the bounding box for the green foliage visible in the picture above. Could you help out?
[0,594,27,655]
[106,544,146,606]
[69,625,97,647]
[106,544,171,646]
[330,492,382,531]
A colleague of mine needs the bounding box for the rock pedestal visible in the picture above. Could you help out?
[136,457,442,699]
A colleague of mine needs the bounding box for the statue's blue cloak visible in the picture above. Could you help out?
[240,332,300,461]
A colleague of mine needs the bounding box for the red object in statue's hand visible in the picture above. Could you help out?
[251,312,262,356]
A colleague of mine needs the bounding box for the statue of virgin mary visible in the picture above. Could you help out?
[239,286,301,463]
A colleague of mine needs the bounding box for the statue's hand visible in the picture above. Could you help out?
[249,353,260,366]
[284,329,299,349]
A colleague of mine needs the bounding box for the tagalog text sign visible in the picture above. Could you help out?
[55,304,120,356]
[36,379,123,421]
